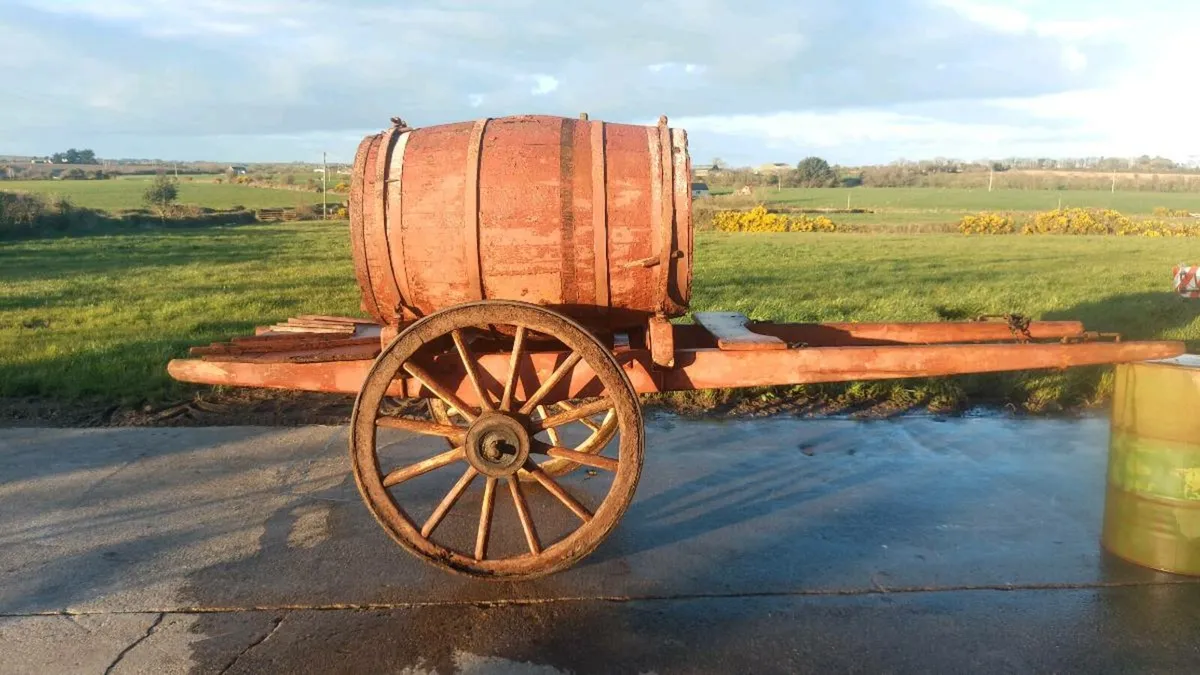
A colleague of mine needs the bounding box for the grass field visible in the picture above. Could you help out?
[707,187,1200,230]
[0,178,329,212]
[3,221,1198,412]
[751,187,1200,213]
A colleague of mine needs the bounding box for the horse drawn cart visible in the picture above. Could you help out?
[168,114,1185,579]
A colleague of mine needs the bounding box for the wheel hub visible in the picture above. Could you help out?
[465,412,531,477]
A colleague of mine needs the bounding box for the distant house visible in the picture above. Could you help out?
[756,162,792,175]
[228,165,248,175]
[690,181,710,198]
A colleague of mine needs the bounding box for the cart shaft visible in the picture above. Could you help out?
[168,338,1184,404]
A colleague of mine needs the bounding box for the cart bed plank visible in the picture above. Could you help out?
[693,312,787,351]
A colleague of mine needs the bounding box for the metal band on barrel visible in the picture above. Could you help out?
[386,130,415,318]
[591,121,610,307]
[646,125,664,311]
[657,120,675,313]
[671,127,692,308]
[350,134,382,322]
[464,118,490,301]
[366,126,404,319]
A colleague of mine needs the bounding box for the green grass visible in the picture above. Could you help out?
[1,178,329,212]
[2,223,1198,411]
[722,187,1200,214]
[0,221,359,404]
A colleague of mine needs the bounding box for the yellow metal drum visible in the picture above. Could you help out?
[1103,355,1200,575]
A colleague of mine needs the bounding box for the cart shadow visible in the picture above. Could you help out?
[1042,291,1200,348]
[10,419,1179,672]
[588,425,901,562]
[167,417,1188,673]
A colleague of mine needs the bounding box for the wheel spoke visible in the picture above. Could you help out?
[452,328,495,412]
[500,325,527,412]
[475,477,497,560]
[524,459,593,522]
[382,447,465,487]
[518,352,583,416]
[403,361,478,423]
[507,477,541,555]
[532,441,619,472]
[376,416,467,444]
[421,466,478,538]
[558,400,602,432]
[426,400,458,449]
[536,405,562,446]
[530,397,612,433]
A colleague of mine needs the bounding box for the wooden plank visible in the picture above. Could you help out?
[294,315,377,325]
[693,312,787,351]
[268,324,356,335]
[167,339,1187,400]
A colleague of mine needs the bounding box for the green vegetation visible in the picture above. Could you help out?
[680,231,1200,413]
[2,222,1197,413]
[700,187,1200,230]
[0,178,319,212]
[793,157,839,187]
[726,186,1200,213]
[142,175,179,218]
[0,221,357,404]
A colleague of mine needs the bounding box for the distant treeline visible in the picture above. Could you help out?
[0,190,256,238]
[703,158,1200,193]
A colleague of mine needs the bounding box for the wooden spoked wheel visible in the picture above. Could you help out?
[428,398,618,479]
[349,300,644,579]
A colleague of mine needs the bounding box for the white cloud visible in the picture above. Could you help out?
[934,0,1123,41]
[1,0,1192,164]
[649,62,708,75]
[933,0,1030,33]
[1060,45,1087,71]
[529,74,559,95]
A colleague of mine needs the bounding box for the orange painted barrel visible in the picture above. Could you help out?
[349,114,693,333]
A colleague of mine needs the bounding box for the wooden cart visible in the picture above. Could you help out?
[168,114,1185,579]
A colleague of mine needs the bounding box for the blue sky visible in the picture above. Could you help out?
[3,0,1197,166]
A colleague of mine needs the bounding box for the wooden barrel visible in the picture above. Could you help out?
[1102,356,1200,576]
[349,114,693,332]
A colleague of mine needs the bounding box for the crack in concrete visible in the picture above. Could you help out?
[103,612,164,675]
[217,614,285,675]
[7,577,1200,618]
[72,445,155,510]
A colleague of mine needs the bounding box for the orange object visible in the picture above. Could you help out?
[350,114,692,333]
[167,333,1185,403]
[1172,264,1200,298]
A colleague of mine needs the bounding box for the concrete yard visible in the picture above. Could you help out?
[2,414,1198,674]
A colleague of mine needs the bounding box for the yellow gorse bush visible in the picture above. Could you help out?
[1021,208,1131,235]
[1115,219,1200,237]
[714,205,837,233]
[958,212,1015,234]
[1153,207,1192,218]
[958,207,1200,237]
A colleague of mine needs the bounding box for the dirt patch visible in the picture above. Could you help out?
[0,384,1094,428]
[0,390,362,428]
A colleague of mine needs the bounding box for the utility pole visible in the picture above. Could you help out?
[988,166,994,192]
[1111,173,1116,194]
[322,152,328,220]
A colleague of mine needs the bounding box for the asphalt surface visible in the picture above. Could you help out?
[2,414,1199,674]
